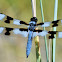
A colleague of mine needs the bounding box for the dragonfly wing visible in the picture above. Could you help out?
[41,22,51,27]
[13,19,29,26]
[0,13,6,20]
[61,20,62,25]
[58,32,62,38]
[0,27,4,33]
[26,31,33,58]
[13,28,28,37]
[32,30,48,37]
[0,13,29,26]
[38,30,48,36]
[21,31,28,37]
[33,32,38,37]
[13,19,21,25]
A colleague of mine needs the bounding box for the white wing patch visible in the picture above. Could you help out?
[0,14,6,20]
[61,20,62,24]
[38,31,48,36]
[13,19,21,25]
[41,22,51,27]
[13,28,20,34]
[33,32,38,37]
[33,31,48,37]
[0,27,4,33]
[58,32,62,38]
[13,28,28,37]
[21,31,28,37]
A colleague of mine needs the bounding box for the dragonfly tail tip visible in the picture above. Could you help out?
[26,55,28,58]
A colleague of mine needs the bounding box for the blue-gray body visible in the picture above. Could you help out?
[26,18,37,58]
[26,31,33,58]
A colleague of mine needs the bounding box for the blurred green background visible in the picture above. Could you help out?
[0,0,62,62]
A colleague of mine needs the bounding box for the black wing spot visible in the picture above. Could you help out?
[48,31,57,34]
[37,23,44,25]
[48,31,57,39]
[52,20,60,27]
[5,20,10,23]
[49,35,55,39]
[5,31,10,35]
[33,30,43,32]
[6,28,13,31]
[19,28,28,32]
[7,16,13,20]
[5,28,13,35]
[20,21,29,25]
[4,16,13,23]
[52,24,58,27]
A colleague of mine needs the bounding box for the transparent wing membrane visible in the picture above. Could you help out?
[0,13,6,20]
[58,32,62,38]
[0,13,62,39]
[37,19,62,27]
[13,19,21,25]
[13,28,28,37]
[0,13,29,25]
[0,26,62,39]
[41,22,51,27]
[0,27,4,33]
[0,13,62,29]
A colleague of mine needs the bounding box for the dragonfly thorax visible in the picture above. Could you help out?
[29,21,36,31]
[28,17,38,31]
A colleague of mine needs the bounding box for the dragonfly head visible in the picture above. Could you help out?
[30,17,38,23]
[29,17,38,25]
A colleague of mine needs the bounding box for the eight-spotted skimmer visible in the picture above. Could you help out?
[0,13,62,58]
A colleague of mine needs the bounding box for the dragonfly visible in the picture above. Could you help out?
[0,13,62,58]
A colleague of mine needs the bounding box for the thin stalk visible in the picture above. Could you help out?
[31,0,36,17]
[40,0,48,62]
[49,40,51,62]
[52,0,58,62]
[35,36,41,62]
[49,28,52,62]
[31,0,41,62]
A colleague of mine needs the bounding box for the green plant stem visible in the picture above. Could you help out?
[40,0,48,62]
[31,0,41,62]
[52,0,58,62]
[35,36,41,62]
